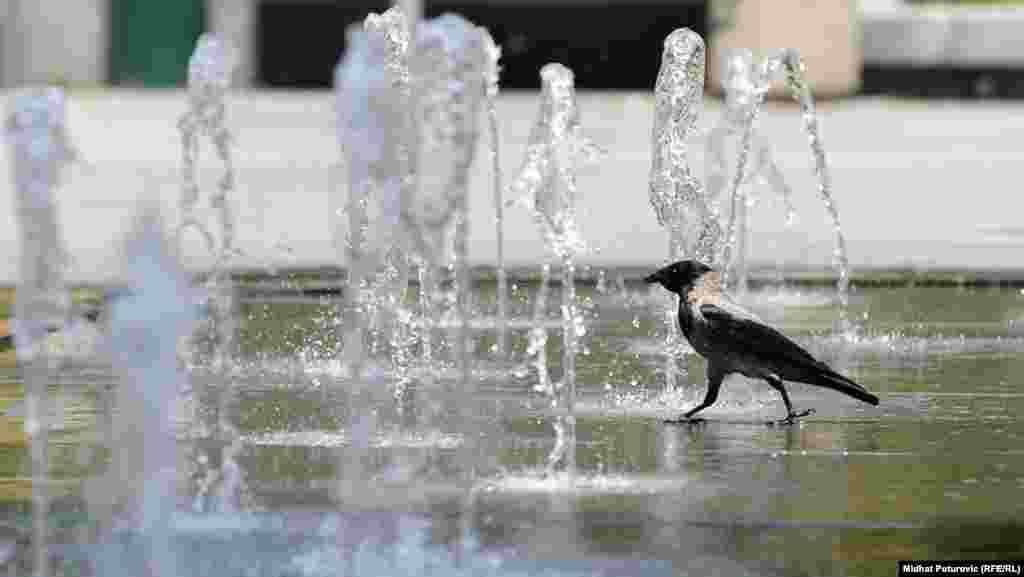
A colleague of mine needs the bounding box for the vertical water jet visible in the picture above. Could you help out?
[408,13,488,384]
[717,47,852,331]
[649,29,715,393]
[482,30,508,359]
[509,63,602,478]
[179,36,242,520]
[178,33,239,373]
[6,85,74,577]
[708,49,798,295]
[336,11,411,383]
[107,204,198,577]
[335,21,410,508]
[766,50,851,324]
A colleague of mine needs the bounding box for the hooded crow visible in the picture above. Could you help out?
[645,260,879,424]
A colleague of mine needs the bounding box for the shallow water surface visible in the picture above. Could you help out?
[1,281,1023,576]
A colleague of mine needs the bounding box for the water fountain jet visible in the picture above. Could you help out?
[178,34,245,527]
[337,5,505,392]
[649,29,715,394]
[102,203,199,577]
[332,12,499,544]
[649,29,857,399]
[508,62,603,480]
[334,21,410,511]
[6,85,75,577]
[716,48,853,333]
[707,48,798,296]
[483,32,509,359]
[408,13,488,385]
[336,11,413,386]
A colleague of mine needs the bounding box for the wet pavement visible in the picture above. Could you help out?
[1,279,1022,576]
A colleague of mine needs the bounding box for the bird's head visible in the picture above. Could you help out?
[644,260,714,295]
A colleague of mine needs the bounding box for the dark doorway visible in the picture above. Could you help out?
[257,1,706,90]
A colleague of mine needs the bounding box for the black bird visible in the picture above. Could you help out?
[645,260,879,424]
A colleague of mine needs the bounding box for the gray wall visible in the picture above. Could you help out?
[1,0,252,88]
[1,0,107,87]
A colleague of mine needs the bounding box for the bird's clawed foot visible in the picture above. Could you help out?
[768,408,815,426]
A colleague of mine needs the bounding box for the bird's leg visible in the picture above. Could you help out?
[665,365,725,424]
[765,375,814,425]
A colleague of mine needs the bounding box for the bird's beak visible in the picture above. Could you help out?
[643,270,663,285]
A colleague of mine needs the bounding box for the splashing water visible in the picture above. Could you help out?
[482,29,509,359]
[718,60,765,288]
[334,22,409,503]
[707,49,798,295]
[335,19,411,381]
[508,63,602,478]
[652,32,851,337]
[407,20,493,541]
[339,7,493,388]
[178,33,236,263]
[510,64,603,261]
[705,50,753,207]
[410,13,488,383]
[178,33,239,371]
[765,50,852,329]
[720,48,852,333]
[648,29,712,393]
[334,7,493,516]
[5,85,74,577]
[358,6,419,393]
[650,29,719,265]
[527,264,552,396]
[363,6,430,378]
[103,205,199,577]
[179,35,243,523]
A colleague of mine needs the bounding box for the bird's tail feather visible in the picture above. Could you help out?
[814,370,879,406]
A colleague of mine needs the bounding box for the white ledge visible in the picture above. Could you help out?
[2,90,1024,285]
[863,2,1024,67]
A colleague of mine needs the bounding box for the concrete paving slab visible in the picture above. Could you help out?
[1,89,1023,285]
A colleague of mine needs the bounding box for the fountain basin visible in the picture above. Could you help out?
[0,277,1022,575]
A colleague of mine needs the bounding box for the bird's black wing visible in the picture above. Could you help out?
[699,302,879,405]
[698,303,826,374]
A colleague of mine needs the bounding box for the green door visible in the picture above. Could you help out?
[109,0,207,87]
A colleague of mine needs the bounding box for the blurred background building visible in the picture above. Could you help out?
[1,1,1023,97]
[2,0,235,88]
[0,0,704,90]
